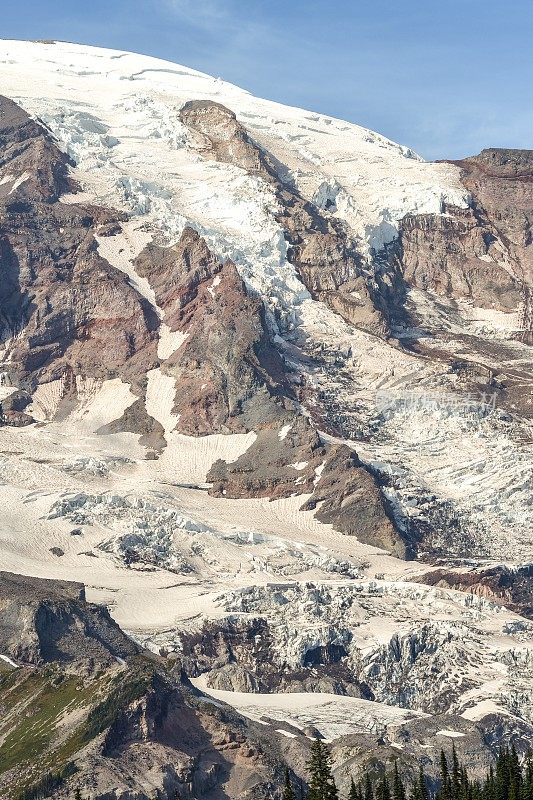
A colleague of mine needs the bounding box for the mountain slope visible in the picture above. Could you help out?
[0,572,530,800]
[0,39,531,799]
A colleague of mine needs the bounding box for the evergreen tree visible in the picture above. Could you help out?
[459,767,470,800]
[376,775,391,800]
[452,745,462,800]
[417,766,429,800]
[483,765,496,800]
[365,774,375,800]
[495,747,510,800]
[520,758,533,800]
[509,745,522,800]
[349,778,359,800]
[283,767,296,800]
[307,738,339,800]
[392,762,407,800]
[438,750,452,800]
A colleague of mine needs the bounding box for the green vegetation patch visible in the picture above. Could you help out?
[0,672,84,774]
[0,660,157,799]
[82,669,151,742]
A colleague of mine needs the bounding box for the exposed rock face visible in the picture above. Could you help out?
[72,665,304,800]
[456,149,533,341]
[0,402,34,426]
[455,149,533,284]
[173,617,368,697]
[0,94,73,201]
[135,228,295,435]
[179,100,275,176]
[134,225,223,331]
[208,415,325,498]
[277,190,395,336]
[330,712,533,799]
[0,654,299,800]
[164,259,293,433]
[93,670,290,800]
[208,418,402,554]
[179,99,391,336]
[206,395,400,553]
[0,95,158,394]
[0,571,139,668]
[418,565,533,619]
[399,206,523,311]
[396,147,533,341]
[375,146,533,434]
[302,445,404,557]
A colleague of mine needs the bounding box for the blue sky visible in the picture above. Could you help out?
[3,0,532,159]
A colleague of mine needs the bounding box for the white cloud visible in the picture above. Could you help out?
[162,0,268,41]
[163,0,227,30]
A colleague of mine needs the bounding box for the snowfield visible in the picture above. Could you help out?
[0,39,531,736]
[190,674,426,741]
[0,39,468,324]
[0,415,530,727]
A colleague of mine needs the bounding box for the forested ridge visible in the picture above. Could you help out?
[281,742,533,800]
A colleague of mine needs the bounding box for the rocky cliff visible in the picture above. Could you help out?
[0,571,138,668]
[0,574,530,800]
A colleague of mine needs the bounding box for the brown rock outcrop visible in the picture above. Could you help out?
[396,148,533,343]
[134,225,223,330]
[418,564,533,619]
[179,99,391,336]
[454,149,533,286]
[97,397,166,451]
[302,445,405,557]
[208,415,326,497]
[0,95,158,393]
[399,206,523,311]
[70,668,299,800]
[136,227,295,435]
[179,100,275,176]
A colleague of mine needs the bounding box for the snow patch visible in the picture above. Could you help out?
[0,654,18,668]
[279,424,292,441]
[145,369,180,435]
[158,326,188,360]
[96,224,156,308]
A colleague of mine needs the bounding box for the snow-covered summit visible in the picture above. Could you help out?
[0,38,468,288]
